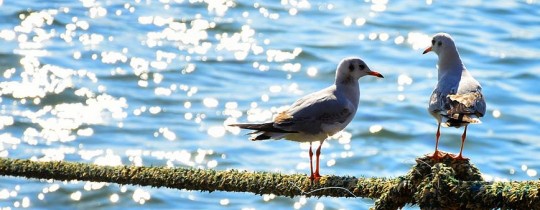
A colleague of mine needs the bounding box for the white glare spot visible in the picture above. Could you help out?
[207,160,218,168]
[132,189,151,204]
[261,94,269,102]
[225,102,238,109]
[0,189,9,200]
[369,125,383,133]
[307,67,318,77]
[315,202,325,210]
[208,126,226,138]
[289,8,298,15]
[371,3,387,12]
[326,159,336,167]
[398,74,413,85]
[394,36,405,44]
[492,110,501,118]
[379,33,389,41]
[110,193,119,203]
[355,18,366,26]
[77,128,94,136]
[149,106,161,114]
[358,34,365,40]
[22,197,30,208]
[70,191,82,201]
[397,94,406,101]
[369,33,377,40]
[299,196,307,205]
[269,85,282,93]
[160,128,177,141]
[220,199,230,205]
[73,51,81,59]
[343,17,352,26]
[527,169,537,177]
[262,194,276,202]
[203,97,219,108]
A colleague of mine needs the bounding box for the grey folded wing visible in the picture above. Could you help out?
[429,88,486,125]
[274,94,354,134]
[447,91,486,118]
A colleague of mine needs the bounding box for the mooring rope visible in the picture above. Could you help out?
[1,152,539,209]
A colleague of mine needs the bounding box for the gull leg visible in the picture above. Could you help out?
[428,123,442,159]
[309,142,315,181]
[453,125,469,160]
[313,140,324,181]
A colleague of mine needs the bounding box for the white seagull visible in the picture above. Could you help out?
[230,57,383,181]
[423,33,486,160]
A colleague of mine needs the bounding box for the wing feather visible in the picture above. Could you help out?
[274,88,354,134]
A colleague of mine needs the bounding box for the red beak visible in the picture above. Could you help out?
[368,71,384,78]
[423,46,432,54]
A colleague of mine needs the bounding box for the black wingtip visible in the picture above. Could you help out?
[251,134,271,141]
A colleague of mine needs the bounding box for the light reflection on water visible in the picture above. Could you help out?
[1,0,540,209]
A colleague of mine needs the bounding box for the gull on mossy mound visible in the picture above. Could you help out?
[423,33,486,160]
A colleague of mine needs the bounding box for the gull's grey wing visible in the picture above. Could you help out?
[451,71,486,117]
[448,90,486,118]
[274,87,354,134]
[428,89,447,115]
[429,81,485,126]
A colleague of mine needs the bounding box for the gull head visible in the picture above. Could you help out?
[423,33,457,57]
[336,57,383,84]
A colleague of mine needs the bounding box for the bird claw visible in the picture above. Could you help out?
[450,153,469,160]
[309,173,322,183]
[428,151,455,161]
[428,150,443,160]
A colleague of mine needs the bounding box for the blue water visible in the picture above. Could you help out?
[1,0,539,209]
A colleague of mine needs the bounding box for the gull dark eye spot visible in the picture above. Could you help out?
[348,63,354,72]
[438,41,442,46]
[431,39,435,45]
[359,64,365,70]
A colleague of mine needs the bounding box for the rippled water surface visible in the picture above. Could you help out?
[1,0,540,209]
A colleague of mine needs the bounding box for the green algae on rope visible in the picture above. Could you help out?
[0,157,388,199]
[2,154,540,209]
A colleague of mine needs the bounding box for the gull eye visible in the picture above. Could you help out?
[438,41,442,46]
[431,39,435,45]
[359,64,365,70]
[348,63,354,72]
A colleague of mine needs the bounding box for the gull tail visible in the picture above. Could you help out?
[228,123,297,141]
[442,114,482,128]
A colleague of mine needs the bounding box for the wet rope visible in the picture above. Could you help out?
[1,153,539,209]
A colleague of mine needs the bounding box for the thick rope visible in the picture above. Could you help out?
[1,153,540,209]
[0,157,389,199]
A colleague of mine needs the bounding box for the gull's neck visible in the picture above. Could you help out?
[335,75,360,105]
[437,48,465,81]
[335,73,359,88]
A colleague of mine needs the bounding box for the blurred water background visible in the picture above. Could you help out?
[1,0,539,209]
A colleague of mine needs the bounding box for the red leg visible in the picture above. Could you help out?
[313,140,324,181]
[428,123,442,159]
[453,125,469,160]
[309,142,315,181]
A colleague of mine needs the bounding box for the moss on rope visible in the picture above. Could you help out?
[2,153,540,209]
[0,157,389,199]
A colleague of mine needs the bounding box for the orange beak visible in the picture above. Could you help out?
[423,46,432,54]
[368,71,384,78]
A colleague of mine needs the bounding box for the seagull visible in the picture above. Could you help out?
[230,57,383,181]
[423,33,486,160]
